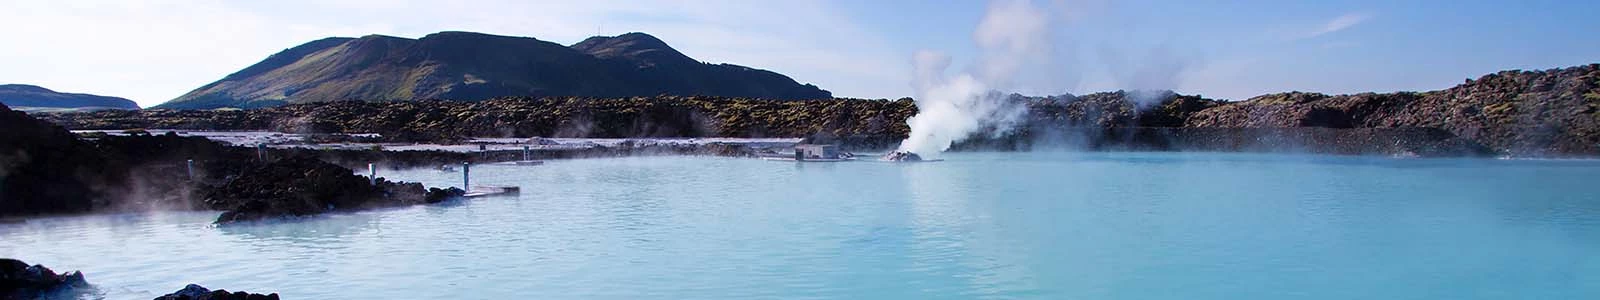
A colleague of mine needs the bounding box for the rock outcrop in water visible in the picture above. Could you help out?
[0,102,481,219]
[153,284,278,300]
[206,156,463,224]
[0,258,90,299]
[2,259,279,300]
[881,151,924,162]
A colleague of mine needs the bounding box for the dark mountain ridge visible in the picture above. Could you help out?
[0,84,139,110]
[157,31,830,109]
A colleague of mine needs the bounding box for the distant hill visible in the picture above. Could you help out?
[156,31,831,109]
[0,84,139,110]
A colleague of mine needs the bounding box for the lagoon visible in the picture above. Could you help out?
[4,152,1599,299]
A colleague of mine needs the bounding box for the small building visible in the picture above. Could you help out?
[794,144,841,159]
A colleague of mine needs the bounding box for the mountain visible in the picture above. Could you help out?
[156,31,831,109]
[0,84,139,110]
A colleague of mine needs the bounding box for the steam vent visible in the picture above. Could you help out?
[881,151,924,162]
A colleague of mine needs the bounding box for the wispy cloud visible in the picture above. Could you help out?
[1295,12,1373,40]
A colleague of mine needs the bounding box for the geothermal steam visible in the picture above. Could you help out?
[896,0,1052,157]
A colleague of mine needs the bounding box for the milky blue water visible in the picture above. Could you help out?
[4,152,1600,299]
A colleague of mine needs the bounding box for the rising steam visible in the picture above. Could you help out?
[897,0,1053,157]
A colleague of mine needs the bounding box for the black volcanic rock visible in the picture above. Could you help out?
[158,31,830,109]
[0,103,110,216]
[956,127,1494,157]
[206,156,455,224]
[1186,64,1600,156]
[0,84,138,110]
[35,63,1600,157]
[48,96,919,142]
[0,258,90,299]
[154,284,278,300]
[1,100,264,217]
[1019,91,1225,128]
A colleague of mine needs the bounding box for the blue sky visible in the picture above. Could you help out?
[2,0,1596,107]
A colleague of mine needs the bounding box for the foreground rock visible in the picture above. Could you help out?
[0,102,113,217]
[2,100,270,217]
[206,156,463,224]
[0,258,90,299]
[153,284,277,300]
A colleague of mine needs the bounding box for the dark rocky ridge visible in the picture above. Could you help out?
[1187,64,1600,156]
[34,63,1600,157]
[36,93,1496,157]
[953,127,1493,157]
[0,84,139,110]
[50,96,919,144]
[157,31,829,109]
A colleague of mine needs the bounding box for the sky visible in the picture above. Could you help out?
[2,0,1597,108]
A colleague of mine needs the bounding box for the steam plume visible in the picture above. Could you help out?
[897,0,1053,157]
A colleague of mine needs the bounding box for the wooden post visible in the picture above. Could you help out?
[462,162,471,190]
[186,159,195,181]
[368,163,376,185]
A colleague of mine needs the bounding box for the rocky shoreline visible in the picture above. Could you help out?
[950,127,1495,157]
[33,64,1600,157]
[3,99,791,219]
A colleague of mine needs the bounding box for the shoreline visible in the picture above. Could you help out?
[71,126,1531,161]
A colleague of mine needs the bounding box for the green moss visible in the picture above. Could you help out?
[1484,102,1516,115]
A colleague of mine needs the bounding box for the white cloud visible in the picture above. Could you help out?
[0,0,906,107]
[1295,12,1373,40]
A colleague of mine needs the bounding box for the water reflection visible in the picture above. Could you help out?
[900,160,1045,297]
[216,211,381,245]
